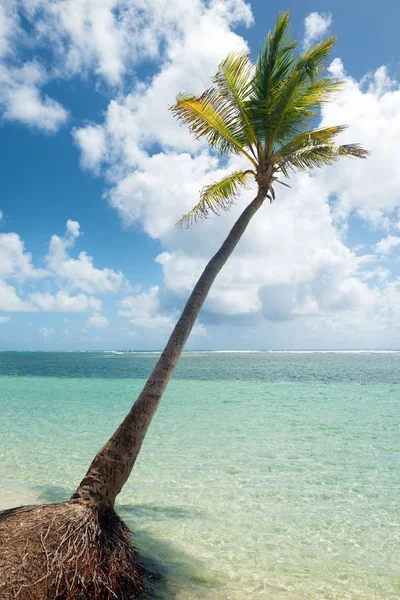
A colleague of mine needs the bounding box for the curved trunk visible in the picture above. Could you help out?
[73,192,265,509]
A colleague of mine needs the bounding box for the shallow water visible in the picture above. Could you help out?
[0,351,399,599]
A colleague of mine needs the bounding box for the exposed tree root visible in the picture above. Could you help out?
[0,501,147,599]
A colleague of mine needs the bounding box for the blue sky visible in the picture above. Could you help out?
[1,0,400,350]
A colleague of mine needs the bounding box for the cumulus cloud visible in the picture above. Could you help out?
[0,2,67,131]
[0,220,123,314]
[0,62,68,132]
[0,1,16,59]
[119,286,175,331]
[0,316,10,324]
[0,232,47,281]
[0,281,35,311]
[0,0,68,135]
[5,0,400,347]
[38,326,54,338]
[22,0,252,85]
[319,60,400,226]
[73,0,251,171]
[73,5,400,347]
[29,291,102,313]
[73,125,106,171]
[119,285,206,337]
[374,235,400,255]
[66,219,80,238]
[86,313,110,328]
[304,12,332,47]
[108,151,220,238]
[45,220,124,294]
[0,0,251,132]
[153,173,377,322]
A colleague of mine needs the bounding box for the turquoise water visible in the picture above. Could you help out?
[0,351,399,599]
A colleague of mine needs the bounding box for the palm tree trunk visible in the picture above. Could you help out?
[72,191,265,510]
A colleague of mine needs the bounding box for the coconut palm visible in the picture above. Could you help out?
[0,12,368,599]
[72,11,368,510]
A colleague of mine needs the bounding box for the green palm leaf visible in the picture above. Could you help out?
[213,51,258,149]
[297,37,337,82]
[274,125,348,160]
[177,170,255,227]
[171,93,256,166]
[254,11,296,103]
[279,143,369,176]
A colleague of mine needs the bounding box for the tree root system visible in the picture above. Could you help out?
[0,501,148,599]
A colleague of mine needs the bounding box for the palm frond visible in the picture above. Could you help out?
[254,11,297,102]
[251,20,339,151]
[296,37,337,82]
[171,93,256,166]
[288,78,342,110]
[337,143,370,159]
[278,142,369,176]
[262,67,303,150]
[177,170,255,227]
[263,76,342,150]
[274,125,348,160]
[213,51,258,148]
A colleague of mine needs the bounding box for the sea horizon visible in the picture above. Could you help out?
[1,348,400,354]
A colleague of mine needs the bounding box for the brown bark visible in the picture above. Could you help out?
[73,191,265,509]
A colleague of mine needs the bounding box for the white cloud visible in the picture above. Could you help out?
[0,281,35,311]
[0,1,16,59]
[73,0,251,172]
[0,62,68,132]
[86,313,109,328]
[374,235,400,255]
[0,2,67,131]
[0,231,46,311]
[74,14,400,346]
[29,291,102,313]
[108,151,220,238]
[0,0,251,133]
[153,172,378,322]
[71,1,256,332]
[119,285,175,330]
[0,209,3,222]
[22,0,252,86]
[0,232,47,281]
[0,316,10,325]
[304,12,332,47]
[119,285,206,336]
[318,61,400,226]
[73,125,106,171]
[5,0,398,347]
[0,1,26,61]
[66,219,80,238]
[38,326,54,338]
[0,220,123,314]
[45,220,124,294]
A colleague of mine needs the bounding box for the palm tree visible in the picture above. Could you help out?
[0,12,368,599]
[72,11,368,510]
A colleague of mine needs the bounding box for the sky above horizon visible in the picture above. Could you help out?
[1,0,400,351]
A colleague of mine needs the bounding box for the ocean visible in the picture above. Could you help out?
[0,351,399,599]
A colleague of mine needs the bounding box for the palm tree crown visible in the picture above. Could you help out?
[171,11,368,226]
